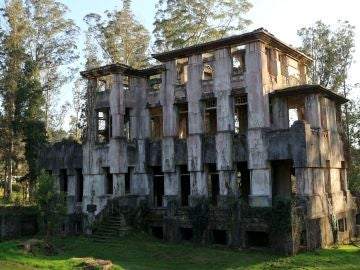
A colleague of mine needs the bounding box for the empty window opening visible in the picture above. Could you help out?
[152,226,164,239]
[325,160,331,194]
[212,230,227,245]
[271,160,294,199]
[150,107,163,140]
[246,231,269,247]
[152,166,164,207]
[300,230,307,247]
[180,228,193,241]
[340,161,347,194]
[178,104,188,139]
[76,168,83,202]
[202,53,214,80]
[207,164,219,206]
[287,57,300,82]
[234,95,248,135]
[97,109,110,143]
[149,74,162,91]
[74,221,82,234]
[123,76,129,91]
[176,58,188,84]
[124,108,131,141]
[59,169,68,194]
[104,167,113,195]
[356,214,360,225]
[338,218,347,232]
[46,170,52,176]
[97,76,112,92]
[287,95,305,127]
[180,165,190,206]
[125,170,131,194]
[232,48,246,74]
[205,99,217,135]
[237,162,250,202]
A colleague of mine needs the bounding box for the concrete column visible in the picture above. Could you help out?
[164,169,180,206]
[109,73,127,204]
[187,54,207,199]
[304,94,321,129]
[271,97,289,129]
[113,174,125,196]
[161,60,178,204]
[214,48,235,198]
[133,77,150,196]
[245,42,271,207]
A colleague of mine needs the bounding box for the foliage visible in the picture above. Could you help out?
[25,0,79,134]
[270,197,294,235]
[188,197,209,243]
[68,78,86,142]
[84,0,150,68]
[297,20,355,92]
[153,0,252,51]
[34,171,66,242]
[1,235,360,269]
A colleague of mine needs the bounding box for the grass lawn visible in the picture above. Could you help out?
[0,233,359,270]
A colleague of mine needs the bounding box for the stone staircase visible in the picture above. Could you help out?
[92,214,132,243]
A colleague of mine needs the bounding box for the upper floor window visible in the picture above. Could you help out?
[97,75,112,92]
[123,76,129,91]
[150,107,163,140]
[205,99,217,135]
[149,74,162,91]
[177,104,188,139]
[232,48,246,74]
[97,108,110,143]
[202,53,214,80]
[176,58,188,84]
[234,95,248,135]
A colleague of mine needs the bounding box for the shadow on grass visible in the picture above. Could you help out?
[0,233,360,270]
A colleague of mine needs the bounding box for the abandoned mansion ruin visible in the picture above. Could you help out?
[39,28,359,254]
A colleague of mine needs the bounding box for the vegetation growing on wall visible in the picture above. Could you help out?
[188,197,210,243]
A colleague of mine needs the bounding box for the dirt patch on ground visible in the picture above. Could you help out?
[77,259,113,270]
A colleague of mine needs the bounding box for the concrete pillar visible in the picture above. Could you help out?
[109,73,127,203]
[133,77,151,196]
[214,48,235,198]
[187,54,207,198]
[304,94,321,129]
[245,42,271,207]
[161,60,178,205]
[113,174,125,196]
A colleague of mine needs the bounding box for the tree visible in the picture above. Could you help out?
[0,0,29,199]
[68,78,86,142]
[25,0,79,134]
[17,60,47,197]
[84,0,150,68]
[297,20,355,92]
[153,0,252,51]
[35,171,66,244]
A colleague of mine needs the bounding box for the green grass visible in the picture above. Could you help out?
[0,233,359,270]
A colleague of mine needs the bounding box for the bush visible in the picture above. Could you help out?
[35,170,67,242]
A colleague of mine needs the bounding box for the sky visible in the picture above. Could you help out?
[59,0,360,129]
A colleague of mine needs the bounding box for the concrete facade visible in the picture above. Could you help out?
[39,28,359,254]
